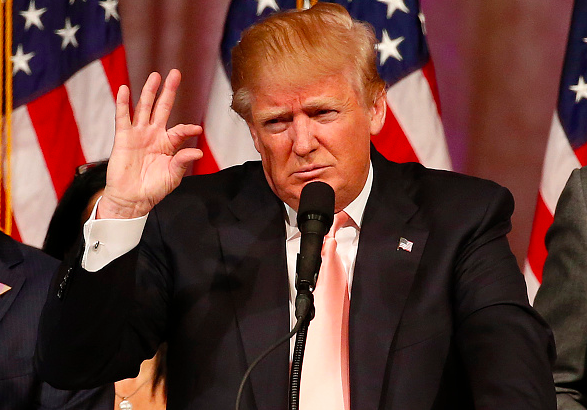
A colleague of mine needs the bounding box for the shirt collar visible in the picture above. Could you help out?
[285,162,373,240]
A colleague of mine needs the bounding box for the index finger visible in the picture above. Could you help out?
[151,69,181,127]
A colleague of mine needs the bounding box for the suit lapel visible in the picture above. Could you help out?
[349,154,429,410]
[217,168,290,410]
[0,233,26,323]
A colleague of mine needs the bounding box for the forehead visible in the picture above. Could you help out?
[250,72,361,113]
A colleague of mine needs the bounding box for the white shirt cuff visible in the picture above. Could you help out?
[81,197,148,272]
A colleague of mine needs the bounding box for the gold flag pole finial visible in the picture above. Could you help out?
[297,0,319,10]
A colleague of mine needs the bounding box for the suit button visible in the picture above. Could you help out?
[57,267,72,299]
[57,280,67,299]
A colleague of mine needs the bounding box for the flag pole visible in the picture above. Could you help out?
[0,0,4,233]
[2,0,12,236]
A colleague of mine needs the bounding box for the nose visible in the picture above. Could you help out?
[291,115,318,157]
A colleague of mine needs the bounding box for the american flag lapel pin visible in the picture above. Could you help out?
[0,283,11,296]
[397,237,413,252]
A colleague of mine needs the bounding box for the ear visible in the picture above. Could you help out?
[247,123,261,153]
[369,91,387,136]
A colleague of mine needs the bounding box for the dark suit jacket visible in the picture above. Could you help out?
[36,149,555,409]
[0,231,113,409]
[534,166,587,410]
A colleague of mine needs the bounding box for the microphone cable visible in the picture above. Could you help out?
[235,315,307,410]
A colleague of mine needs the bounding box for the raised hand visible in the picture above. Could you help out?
[97,69,203,219]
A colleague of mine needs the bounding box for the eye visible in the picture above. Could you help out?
[313,109,338,122]
[262,117,290,133]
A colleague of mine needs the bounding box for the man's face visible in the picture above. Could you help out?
[247,73,386,212]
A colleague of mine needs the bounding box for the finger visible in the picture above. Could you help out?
[151,69,181,127]
[134,72,162,127]
[169,148,204,180]
[115,85,132,135]
[167,124,203,149]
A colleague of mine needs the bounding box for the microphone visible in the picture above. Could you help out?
[294,181,335,320]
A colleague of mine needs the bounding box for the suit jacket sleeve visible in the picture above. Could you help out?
[452,183,556,409]
[534,167,587,410]
[35,220,162,389]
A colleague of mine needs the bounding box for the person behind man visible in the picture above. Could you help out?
[0,230,112,409]
[534,166,587,410]
[36,3,555,409]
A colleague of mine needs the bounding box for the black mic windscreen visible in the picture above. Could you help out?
[297,181,335,229]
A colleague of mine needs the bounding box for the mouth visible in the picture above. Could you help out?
[292,164,329,180]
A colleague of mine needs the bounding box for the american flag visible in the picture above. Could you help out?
[194,0,451,174]
[397,237,413,252]
[524,0,587,303]
[9,0,128,246]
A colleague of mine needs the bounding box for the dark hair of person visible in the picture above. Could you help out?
[152,342,168,398]
[42,160,109,260]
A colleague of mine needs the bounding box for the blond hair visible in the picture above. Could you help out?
[230,2,385,121]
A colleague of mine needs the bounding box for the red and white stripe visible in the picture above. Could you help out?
[524,112,584,303]
[376,60,451,169]
[193,61,260,175]
[195,59,451,175]
[10,45,128,247]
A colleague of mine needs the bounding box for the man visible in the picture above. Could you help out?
[534,166,587,410]
[36,3,555,409]
[0,231,113,409]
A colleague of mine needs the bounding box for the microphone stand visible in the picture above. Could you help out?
[288,287,315,410]
[288,185,333,409]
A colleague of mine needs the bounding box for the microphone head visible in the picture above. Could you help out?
[297,181,335,229]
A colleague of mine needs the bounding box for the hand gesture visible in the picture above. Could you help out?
[98,69,203,219]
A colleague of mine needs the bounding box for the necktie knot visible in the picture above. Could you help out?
[328,211,350,239]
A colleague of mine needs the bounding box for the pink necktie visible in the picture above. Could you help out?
[300,211,351,410]
[0,283,11,296]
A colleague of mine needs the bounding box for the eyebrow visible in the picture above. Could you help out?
[303,96,342,110]
[307,96,357,115]
[255,109,292,124]
[254,96,347,123]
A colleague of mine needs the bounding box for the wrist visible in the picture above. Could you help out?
[96,195,151,219]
